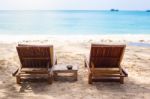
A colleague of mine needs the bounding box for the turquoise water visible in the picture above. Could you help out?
[0,10,150,35]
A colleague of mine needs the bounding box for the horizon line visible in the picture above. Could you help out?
[0,9,149,11]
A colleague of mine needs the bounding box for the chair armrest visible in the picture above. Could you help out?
[47,61,50,69]
[121,67,128,77]
[12,63,22,76]
[12,68,19,76]
[53,52,57,65]
[84,55,92,73]
[48,67,53,74]
[84,55,89,68]
[12,66,22,76]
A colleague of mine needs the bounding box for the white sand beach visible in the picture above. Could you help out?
[0,34,150,99]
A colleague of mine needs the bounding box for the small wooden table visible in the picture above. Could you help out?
[53,64,78,81]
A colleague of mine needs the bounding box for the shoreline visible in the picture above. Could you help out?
[0,34,150,43]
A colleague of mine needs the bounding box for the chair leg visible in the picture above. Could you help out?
[53,72,57,81]
[55,59,57,65]
[48,74,53,84]
[120,77,124,84]
[73,71,78,81]
[84,60,87,68]
[16,75,21,84]
[88,73,92,84]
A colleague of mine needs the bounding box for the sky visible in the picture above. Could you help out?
[0,0,150,10]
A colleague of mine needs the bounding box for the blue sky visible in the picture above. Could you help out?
[0,0,150,10]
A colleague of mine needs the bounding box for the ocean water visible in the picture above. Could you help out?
[0,10,150,35]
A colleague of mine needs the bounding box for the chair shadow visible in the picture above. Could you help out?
[19,78,51,94]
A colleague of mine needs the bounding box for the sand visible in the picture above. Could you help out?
[0,34,150,99]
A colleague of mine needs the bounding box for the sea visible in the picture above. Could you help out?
[0,10,150,35]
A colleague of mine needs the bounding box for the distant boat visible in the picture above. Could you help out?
[110,9,119,12]
[146,10,150,12]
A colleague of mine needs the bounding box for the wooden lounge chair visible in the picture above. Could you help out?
[15,44,57,84]
[84,44,128,84]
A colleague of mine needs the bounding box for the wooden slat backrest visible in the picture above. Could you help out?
[89,44,126,68]
[16,45,53,68]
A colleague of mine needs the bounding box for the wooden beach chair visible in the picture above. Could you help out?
[15,44,57,84]
[84,44,128,84]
